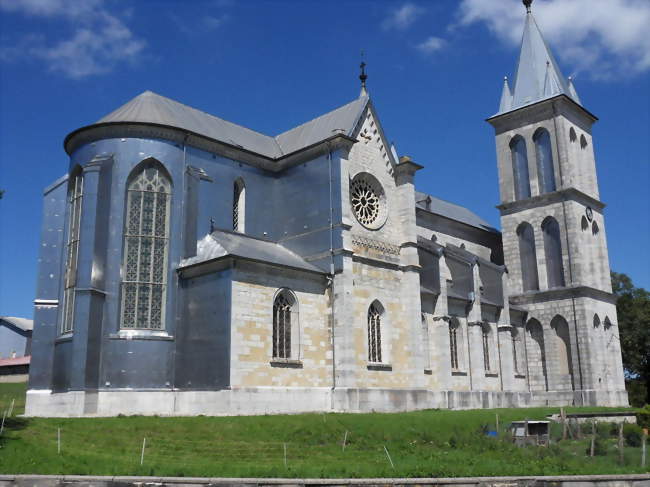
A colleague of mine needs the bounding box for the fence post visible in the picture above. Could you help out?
[342,430,348,452]
[383,445,395,469]
[590,420,595,457]
[57,428,61,454]
[561,408,567,440]
[8,399,14,417]
[0,410,6,436]
[496,414,499,435]
[283,443,287,468]
[642,429,647,468]
[618,421,625,466]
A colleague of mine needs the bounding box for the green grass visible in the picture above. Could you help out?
[0,383,646,478]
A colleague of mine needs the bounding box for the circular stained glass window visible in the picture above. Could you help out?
[350,173,387,230]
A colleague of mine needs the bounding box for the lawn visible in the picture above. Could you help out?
[0,383,646,478]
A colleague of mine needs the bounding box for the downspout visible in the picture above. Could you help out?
[171,132,191,412]
[327,142,336,410]
[552,102,584,396]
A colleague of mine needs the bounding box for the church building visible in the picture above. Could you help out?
[26,1,627,416]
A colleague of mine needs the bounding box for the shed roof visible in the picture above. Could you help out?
[179,230,325,275]
[86,91,368,159]
[0,317,33,332]
[415,191,499,234]
[0,355,30,367]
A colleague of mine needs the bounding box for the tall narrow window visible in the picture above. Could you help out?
[368,301,383,363]
[542,217,565,288]
[526,319,548,391]
[534,128,556,193]
[510,136,531,200]
[120,161,171,329]
[273,290,295,359]
[517,222,539,291]
[511,327,520,374]
[61,170,83,334]
[233,178,245,232]
[449,318,460,370]
[422,314,431,371]
[482,324,491,372]
[551,315,574,390]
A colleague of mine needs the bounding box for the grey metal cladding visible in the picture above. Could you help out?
[91,91,368,160]
[0,317,33,332]
[415,191,499,234]
[182,230,326,274]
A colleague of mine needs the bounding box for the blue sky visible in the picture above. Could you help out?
[0,0,648,319]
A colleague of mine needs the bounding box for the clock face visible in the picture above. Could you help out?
[586,206,593,221]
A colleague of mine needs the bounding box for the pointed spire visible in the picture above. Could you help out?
[499,76,513,113]
[497,4,582,114]
[567,76,581,104]
[359,61,368,97]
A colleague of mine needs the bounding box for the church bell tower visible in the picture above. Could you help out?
[487,0,627,405]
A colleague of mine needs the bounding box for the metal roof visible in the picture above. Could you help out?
[0,355,30,367]
[92,91,368,160]
[415,191,499,234]
[496,11,581,115]
[179,230,325,274]
[0,317,33,332]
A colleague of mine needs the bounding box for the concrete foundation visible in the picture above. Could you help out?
[25,387,629,417]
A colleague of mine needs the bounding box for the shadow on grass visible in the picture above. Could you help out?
[0,416,30,447]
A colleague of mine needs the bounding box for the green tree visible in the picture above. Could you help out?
[612,272,650,405]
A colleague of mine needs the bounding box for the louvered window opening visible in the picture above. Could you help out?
[482,327,491,372]
[449,323,459,370]
[121,165,171,329]
[273,294,292,358]
[367,304,382,363]
[61,172,83,334]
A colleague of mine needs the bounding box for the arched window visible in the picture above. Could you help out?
[580,134,588,149]
[120,161,171,329]
[368,301,384,363]
[534,128,556,193]
[581,216,589,231]
[510,136,531,200]
[517,222,539,291]
[233,178,245,232]
[551,315,574,390]
[61,168,83,334]
[593,314,601,328]
[422,314,431,371]
[273,289,297,359]
[481,323,492,372]
[449,317,461,370]
[569,127,577,143]
[525,319,548,391]
[542,217,565,288]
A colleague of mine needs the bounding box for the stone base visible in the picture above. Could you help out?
[25,387,629,417]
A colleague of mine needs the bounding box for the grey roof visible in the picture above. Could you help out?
[0,317,33,332]
[497,11,580,115]
[415,191,499,234]
[93,91,368,159]
[179,230,325,274]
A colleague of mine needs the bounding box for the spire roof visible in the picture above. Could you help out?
[497,5,581,115]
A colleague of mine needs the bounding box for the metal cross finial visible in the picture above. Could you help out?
[359,49,368,95]
[523,0,532,13]
[209,218,215,234]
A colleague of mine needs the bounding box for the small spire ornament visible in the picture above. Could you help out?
[523,0,533,13]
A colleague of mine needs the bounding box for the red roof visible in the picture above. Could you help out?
[0,355,30,367]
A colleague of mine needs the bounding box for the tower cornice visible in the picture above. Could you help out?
[496,187,605,216]
[486,94,597,127]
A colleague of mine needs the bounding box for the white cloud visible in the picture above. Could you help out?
[457,0,650,79]
[416,36,446,55]
[382,3,424,31]
[0,0,145,79]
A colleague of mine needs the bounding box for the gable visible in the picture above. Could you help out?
[350,102,397,176]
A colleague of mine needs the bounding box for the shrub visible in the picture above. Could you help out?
[637,405,650,429]
[623,423,643,447]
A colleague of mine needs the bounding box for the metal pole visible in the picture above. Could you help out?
[140,437,147,466]
[642,431,647,468]
[618,422,624,466]
[57,428,61,454]
[342,430,348,452]
[383,445,395,469]
[0,410,6,436]
[590,421,595,457]
[283,443,287,468]
[8,399,14,417]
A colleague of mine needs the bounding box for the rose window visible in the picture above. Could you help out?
[350,173,387,230]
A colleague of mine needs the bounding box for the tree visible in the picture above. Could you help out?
[612,272,650,405]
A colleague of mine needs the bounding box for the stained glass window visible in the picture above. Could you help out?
[273,291,293,358]
[367,302,382,363]
[449,319,460,370]
[61,171,83,334]
[120,162,171,329]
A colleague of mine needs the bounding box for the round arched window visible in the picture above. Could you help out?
[350,173,387,229]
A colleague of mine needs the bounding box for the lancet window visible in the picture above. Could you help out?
[368,302,383,363]
[273,290,296,359]
[120,161,171,329]
[61,170,83,334]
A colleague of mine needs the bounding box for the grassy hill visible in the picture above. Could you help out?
[0,383,645,478]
